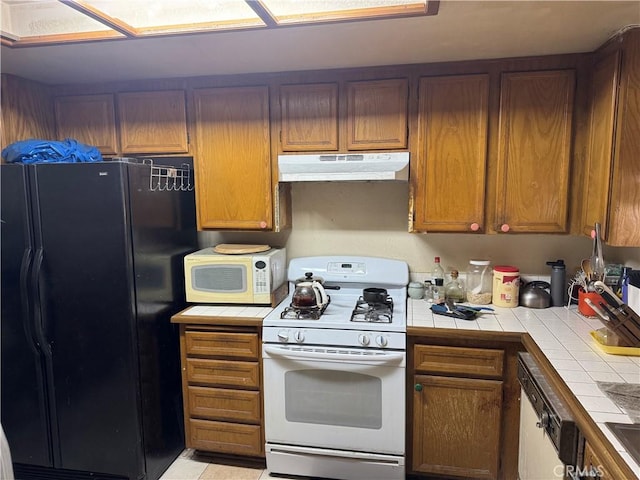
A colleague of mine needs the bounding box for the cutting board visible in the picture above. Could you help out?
[213,243,270,254]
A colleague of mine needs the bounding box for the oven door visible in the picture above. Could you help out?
[262,344,405,455]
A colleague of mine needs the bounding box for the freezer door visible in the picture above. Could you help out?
[30,162,144,478]
[0,164,54,467]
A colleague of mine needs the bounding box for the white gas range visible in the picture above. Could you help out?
[262,256,409,480]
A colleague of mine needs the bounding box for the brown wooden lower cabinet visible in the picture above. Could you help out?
[409,338,522,480]
[175,323,265,458]
[412,374,503,479]
[583,441,612,479]
[189,418,263,456]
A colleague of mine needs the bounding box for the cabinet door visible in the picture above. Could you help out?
[413,74,489,232]
[280,83,338,151]
[54,94,117,155]
[581,51,621,239]
[413,375,502,479]
[346,78,408,150]
[193,86,272,230]
[117,90,188,154]
[607,30,640,247]
[583,441,612,479]
[495,70,575,233]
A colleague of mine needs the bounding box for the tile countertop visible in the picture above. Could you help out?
[408,299,640,477]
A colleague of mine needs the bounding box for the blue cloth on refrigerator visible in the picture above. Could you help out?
[1,138,103,164]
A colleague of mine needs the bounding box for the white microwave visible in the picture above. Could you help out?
[184,247,286,305]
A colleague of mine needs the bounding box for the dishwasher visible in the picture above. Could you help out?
[517,352,580,479]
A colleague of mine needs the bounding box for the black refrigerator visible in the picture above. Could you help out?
[1,159,198,480]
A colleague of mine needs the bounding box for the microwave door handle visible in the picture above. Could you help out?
[263,345,404,365]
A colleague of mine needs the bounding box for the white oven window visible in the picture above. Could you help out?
[284,369,382,429]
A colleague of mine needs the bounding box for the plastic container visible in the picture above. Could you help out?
[467,260,492,305]
[578,289,604,317]
[492,266,520,307]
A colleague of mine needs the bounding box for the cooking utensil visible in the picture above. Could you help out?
[581,258,593,282]
[593,281,624,307]
[590,223,605,282]
[519,281,552,309]
[292,272,329,310]
[363,287,388,304]
[584,298,611,323]
[431,302,477,320]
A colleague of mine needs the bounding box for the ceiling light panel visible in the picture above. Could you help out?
[261,0,428,24]
[79,0,265,33]
[1,0,115,37]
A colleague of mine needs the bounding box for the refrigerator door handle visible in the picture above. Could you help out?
[30,247,51,355]
[19,247,40,351]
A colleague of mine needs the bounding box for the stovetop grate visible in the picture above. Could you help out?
[350,297,394,323]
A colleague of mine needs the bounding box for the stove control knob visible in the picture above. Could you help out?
[277,330,289,342]
[376,335,388,347]
[359,334,370,346]
[294,330,305,343]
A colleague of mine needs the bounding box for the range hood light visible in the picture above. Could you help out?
[278,152,410,182]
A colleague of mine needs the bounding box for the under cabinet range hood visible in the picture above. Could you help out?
[278,152,410,182]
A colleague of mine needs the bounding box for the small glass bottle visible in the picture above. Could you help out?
[445,270,465,303]
[423,280,434,303]
[432,256,445,285]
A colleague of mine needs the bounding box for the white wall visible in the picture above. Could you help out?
[199,182,640,278]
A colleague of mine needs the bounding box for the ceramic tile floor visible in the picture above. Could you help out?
[160,449,298,480]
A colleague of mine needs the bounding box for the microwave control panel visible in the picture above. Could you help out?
[254,260,269,293]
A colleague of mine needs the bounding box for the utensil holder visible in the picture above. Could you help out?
[578,289,603,317]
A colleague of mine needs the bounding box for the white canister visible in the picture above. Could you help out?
[408,282,425,299]
[492,266,520,307]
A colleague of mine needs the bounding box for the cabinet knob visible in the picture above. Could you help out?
[414,384,423,392]
[470,222,480,232]
[260,221,267,229]
[500,223,510,233]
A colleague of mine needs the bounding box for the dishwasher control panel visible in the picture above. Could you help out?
[517,352,578,466]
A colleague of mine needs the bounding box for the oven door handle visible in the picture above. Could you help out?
[263,345,405,364]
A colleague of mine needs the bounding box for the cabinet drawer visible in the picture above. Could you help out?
[414,345,504,378]
[188,386,261,423]
[185,331,259,359]
[186,358,260,388]
[188,418,263,457]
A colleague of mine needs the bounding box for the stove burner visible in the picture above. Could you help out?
[280,299,330,320]
[351,296,394,323]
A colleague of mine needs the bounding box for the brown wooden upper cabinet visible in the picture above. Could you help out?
[582,28,640,247]
[495,69,575,234]
[55,90,189,156]
[279,77,408,152]
[346,78,409,150]
[280,83,339,152]
[54,94,118,155]
[117,90,189,154]
[412,74,490,233]
[193,85,274,230]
